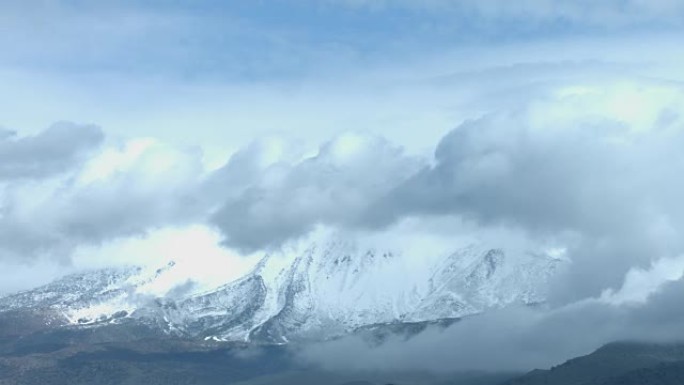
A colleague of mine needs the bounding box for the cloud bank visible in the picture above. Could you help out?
[3,78,684,293]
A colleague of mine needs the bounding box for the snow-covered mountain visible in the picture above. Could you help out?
[0,241,564,344]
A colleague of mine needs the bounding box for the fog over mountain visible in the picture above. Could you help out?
[2,1,684,382]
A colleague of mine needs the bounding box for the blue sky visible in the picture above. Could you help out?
[3,0,683,81]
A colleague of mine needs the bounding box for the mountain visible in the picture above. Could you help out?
[505,341,684,385]
[0,241,563,344]
[7,243,684,385]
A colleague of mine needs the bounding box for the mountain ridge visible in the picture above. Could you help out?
[0,241,563,344]
[504,341,684,385]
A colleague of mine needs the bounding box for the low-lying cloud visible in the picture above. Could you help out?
[298,256,684,372]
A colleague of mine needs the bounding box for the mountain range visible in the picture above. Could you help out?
[4,241,684,384]
[0,241,563,344]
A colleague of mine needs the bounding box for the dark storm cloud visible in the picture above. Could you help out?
[0,122,104,179]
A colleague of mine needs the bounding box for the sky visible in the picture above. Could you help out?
[3,0,684,372]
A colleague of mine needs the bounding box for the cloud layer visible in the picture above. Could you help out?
[4,79,684,299]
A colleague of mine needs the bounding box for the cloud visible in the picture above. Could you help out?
[0,121,103,179]
[208,132,423,252]
[298,255,684,372]
[192,78,684,308]
[0,127,207,263]
[5,77,684,307]
[362,80,684,301]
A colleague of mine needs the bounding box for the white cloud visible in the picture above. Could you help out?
[71,224,262,294]
[601,255,684,305]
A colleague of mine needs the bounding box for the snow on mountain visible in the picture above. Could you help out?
[0,239,564,344]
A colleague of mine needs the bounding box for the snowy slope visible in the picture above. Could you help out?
[0,240,564,343]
